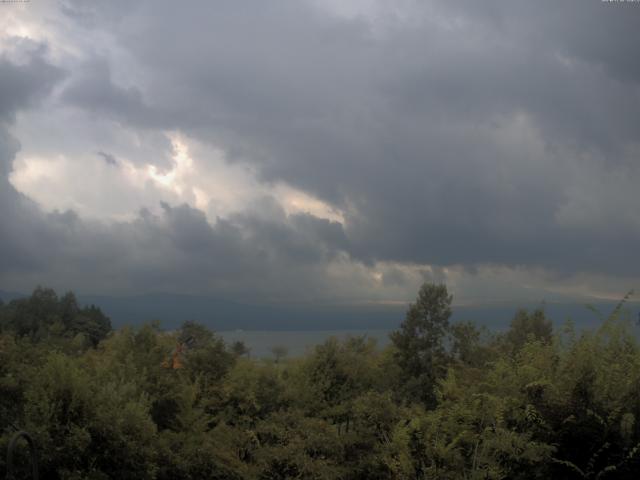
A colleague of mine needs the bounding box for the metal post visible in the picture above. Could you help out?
[6,431,38,480]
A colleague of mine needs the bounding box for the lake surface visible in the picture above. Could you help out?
[220,329,391,358]
[220,299,640,358]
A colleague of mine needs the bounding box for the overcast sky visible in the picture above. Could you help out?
[1,0,639,305]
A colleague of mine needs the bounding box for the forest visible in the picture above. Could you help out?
[1,284,639,479]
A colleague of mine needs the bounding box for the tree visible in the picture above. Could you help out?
[504,308,552,354]
[231,340,250,358]
[390,283,453,407]
[271,345,289,364]
[450,320,493,368]
[0,287,111,347]
[177,321,235,389]
[71,304,112,347]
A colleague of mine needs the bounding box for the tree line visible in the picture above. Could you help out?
[0,285,639,479]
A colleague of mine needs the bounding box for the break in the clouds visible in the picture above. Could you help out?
[0,0,639,304]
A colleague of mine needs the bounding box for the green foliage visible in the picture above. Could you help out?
[231,340,251,358]
[390,283,453,407]
[19,353,157,479]
[1,285,639,479]
[0,287,111,348]
[502,308,553,354]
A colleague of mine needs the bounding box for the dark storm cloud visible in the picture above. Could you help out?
[0,47,64,126]
[2,0,640,298]
[1,134,353,299]
[1,128,354,298]
[62,59,162,128]
[55,0,639,277]
[0,40,354,299]
[0,44,65,271]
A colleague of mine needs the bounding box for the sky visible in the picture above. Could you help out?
[0,0,639,307]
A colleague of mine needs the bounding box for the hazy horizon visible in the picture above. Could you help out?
[3,286,637,334]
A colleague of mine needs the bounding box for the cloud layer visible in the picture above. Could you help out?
[1,0,639,304]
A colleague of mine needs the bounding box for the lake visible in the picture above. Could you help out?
[220,329,391,358]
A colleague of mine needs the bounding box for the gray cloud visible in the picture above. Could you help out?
[62,58,163,128]
[1,0,639,301]
[0,45,66,271]
[0,46,64,126]
[0,43,358,301]
[97,151,118,166]
[66,0,638,275]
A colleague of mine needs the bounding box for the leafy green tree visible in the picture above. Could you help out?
[297,336,382,432]
[252,410,345,480]
[390,283,453,407]
[18,353,158,479]
[180,325,234,384]
[271,345,288,364]
[219,359,288,427]
[1,286,60,339]
[71,304,112,347]
[450,320,494,368]
[0,287,111,348]
[503,308,553,354]
[3,284,640,479]
[231,340,250,358]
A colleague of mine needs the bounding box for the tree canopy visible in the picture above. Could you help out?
[1,284,639,479]
[390,283,453,407]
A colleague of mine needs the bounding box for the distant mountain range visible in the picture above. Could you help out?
[1,289,638,332]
